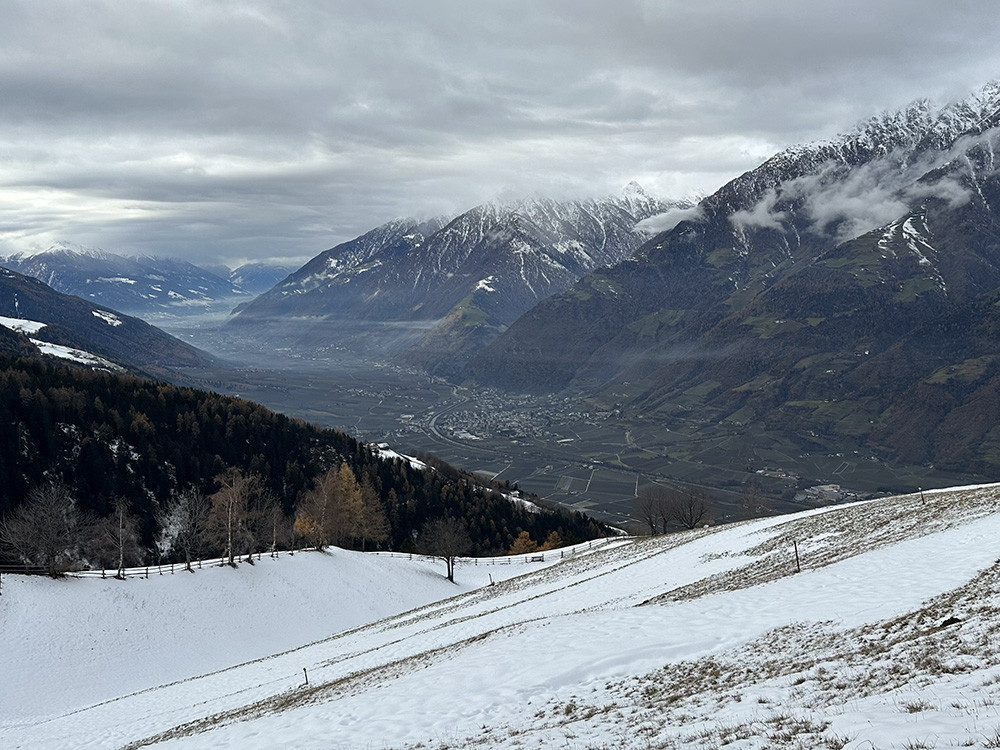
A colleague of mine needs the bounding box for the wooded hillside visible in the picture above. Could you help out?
[0,354,605,568]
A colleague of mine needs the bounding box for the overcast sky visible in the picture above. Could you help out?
[0,1,997,267]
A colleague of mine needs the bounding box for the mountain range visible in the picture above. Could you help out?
[0,242,291,317]
[0,265,216,377]
[465,81,1000,480]
[227,185,690,374]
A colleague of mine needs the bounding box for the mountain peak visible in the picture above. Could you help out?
[621,181,649,199]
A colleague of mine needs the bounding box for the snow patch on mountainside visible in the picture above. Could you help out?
[92,309,123,326]
[0,315,125,370]
[0,314,46,334]
[31,340,125,371]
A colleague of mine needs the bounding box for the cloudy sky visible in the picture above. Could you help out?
[1,1,997,267]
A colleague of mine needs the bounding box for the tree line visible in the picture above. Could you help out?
[0,354,607,574]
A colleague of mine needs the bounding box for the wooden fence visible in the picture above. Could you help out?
[1,537,622,584]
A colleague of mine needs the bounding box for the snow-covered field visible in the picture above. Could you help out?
[4,486,1000,749]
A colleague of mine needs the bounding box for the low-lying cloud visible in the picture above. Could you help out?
[727,125,999,242]
[635,205,705,235]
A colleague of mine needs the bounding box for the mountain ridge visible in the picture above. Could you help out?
[0,265,217,377]
[1,244,292,317]
[465,81,1000,481]
[227,186,691,373]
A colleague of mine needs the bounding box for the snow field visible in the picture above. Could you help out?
[4,485,1000,748]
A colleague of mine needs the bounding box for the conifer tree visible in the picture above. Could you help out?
[539,530,562,551]
[295,463,362,550]
[357,477,389,551]
[508,530,538,555]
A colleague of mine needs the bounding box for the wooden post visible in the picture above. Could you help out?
[793,540,801,574]
[303,667,309,686]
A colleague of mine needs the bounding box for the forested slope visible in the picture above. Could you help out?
[0,354,605,565]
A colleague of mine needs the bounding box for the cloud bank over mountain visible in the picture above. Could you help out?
[1,1,998,264]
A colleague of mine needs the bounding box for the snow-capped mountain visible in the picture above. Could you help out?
[228,186,690,372]
[0,265,215,375]
[468,81,1000,481]
[0,243,249,316]
[226,262,294,296]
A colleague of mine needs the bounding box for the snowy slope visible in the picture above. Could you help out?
[0,267,215,372]
[5,485,1000,748]
[0,549,556,729]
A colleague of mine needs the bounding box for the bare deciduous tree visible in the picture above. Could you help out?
[634,485,672,535]
[207,468,262,566]
[0,478,94,577]
[741,477,771,517]
[96,496,143,579]
[158,485,211,571]
[262,502,292,559]
[417,516,472,583]
[670,486,709,530]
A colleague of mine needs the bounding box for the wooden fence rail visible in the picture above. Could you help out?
[2,537,622,584]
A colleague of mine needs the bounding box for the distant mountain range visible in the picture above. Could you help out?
[227,185,690,374]
[465,81,1000,479]
[0,243,291,317]
[0,265,216,377]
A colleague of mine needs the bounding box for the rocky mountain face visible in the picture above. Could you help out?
[0,266,216,377]
[467,81,1000,479]
[227,187,688,373]
[1,243,250,316]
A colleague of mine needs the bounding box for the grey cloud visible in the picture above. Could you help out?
[0,1,998,264]
[730,189,788,231]
[727,127,999,244]
[635,206,705,235]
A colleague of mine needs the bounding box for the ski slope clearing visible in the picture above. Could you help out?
[5,486,1000,748]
